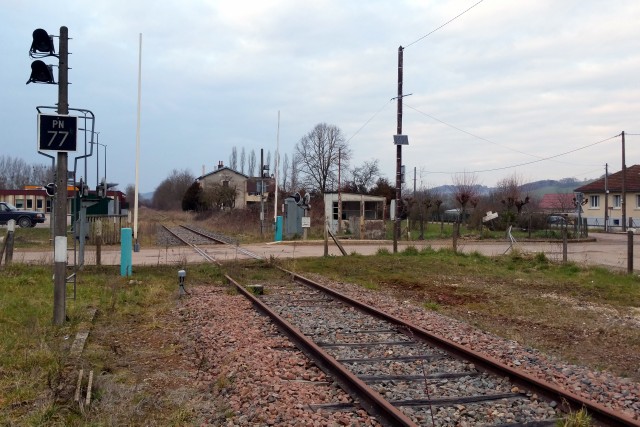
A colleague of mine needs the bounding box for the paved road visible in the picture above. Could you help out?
[9,232,638,273]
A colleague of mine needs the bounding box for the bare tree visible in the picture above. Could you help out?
[350,159,380,193]
[294,123,351,194]
[152,169,195,211]
[32,163,54,185]
[0,155,54,189]
[281,153,290,192]
[452,172,480,223]
[492,173,530,226]
[240,147,246,174]
[248,150,256,177]
[266,151,271,174]
[290,155,299,192]
[229,147,238,171]
[201,183,238,210]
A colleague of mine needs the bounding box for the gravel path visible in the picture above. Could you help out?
[177,276,639,425]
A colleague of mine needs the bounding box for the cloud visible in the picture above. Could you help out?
[3,0,640,193]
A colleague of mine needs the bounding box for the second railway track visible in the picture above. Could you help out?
[160,224,262,262]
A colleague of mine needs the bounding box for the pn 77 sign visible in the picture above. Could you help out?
[37,114,78,152]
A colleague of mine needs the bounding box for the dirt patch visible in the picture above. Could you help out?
[382,277,490,306]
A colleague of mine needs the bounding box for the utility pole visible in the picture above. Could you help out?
[413,166,416,195]
[604,163,609,232]
[622,131,627,231]
[260,148,264,237]
[393,46,403,254]
[338,147,342,232]
[53,26,69,325]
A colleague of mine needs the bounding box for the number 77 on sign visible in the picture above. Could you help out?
[37,113,78,152]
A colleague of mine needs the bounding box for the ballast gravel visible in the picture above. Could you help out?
[177,276,639,425]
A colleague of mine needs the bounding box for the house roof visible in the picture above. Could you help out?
[574,164,640,193]
[538,193,574,210]
[197,166,248,180]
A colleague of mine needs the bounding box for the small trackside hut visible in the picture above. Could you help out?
[324,192,386,239]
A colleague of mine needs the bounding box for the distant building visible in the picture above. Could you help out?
[538,193,575,213]
[0,186,126,216]
[574,164,640,228]
[196,161,274,209]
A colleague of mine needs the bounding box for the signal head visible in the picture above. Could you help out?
[27,60,55,84]
[30,28,55,57]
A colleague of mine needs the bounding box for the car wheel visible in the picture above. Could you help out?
[18,217,32,228]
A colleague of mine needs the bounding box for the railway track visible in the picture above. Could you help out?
[227,267,639,427]
[161,224,637,425]
[160,224,262,262]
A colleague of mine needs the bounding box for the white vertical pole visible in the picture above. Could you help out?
[274,110,280,222]
[133,33,142,246]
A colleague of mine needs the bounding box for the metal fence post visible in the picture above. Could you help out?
[628,230,634,274]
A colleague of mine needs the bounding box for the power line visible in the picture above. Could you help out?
[345,100,392,144]
[405,0,485,49]
[405,103,607,167]
[404,103,549,160]
[423,134,620,175]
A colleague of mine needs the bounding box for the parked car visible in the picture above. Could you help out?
[547,215,568,226]
[0,202,46,228]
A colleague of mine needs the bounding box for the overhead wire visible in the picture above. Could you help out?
[422,134,621,175]
[404,0,485,48]
[404,103,600,167]
[405,103,547,160]
[345,100,392,144]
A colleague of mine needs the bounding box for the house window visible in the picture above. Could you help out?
[613,194,621,208]
[37,199,43,210]
[590,195,599,208]
[26,199,33,209]
[15,198,24,209]
[637,194,640,208]
[222,180,229,187]
[333,202,339,220]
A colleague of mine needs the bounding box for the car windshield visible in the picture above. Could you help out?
[4,202,17,210]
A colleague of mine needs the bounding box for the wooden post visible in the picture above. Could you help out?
[562,225,568,263]
[4,220,15,266]
[452,222,459,253]
[323,219,329,257]
[95,220,102,266]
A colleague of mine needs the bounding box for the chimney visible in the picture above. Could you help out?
[218,161,224,170]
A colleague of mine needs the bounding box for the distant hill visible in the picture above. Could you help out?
[140,191,154,201]
[520,178,592,197]
[431,178,593,198]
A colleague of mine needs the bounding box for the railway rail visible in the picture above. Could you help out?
[227,268,639,427]
[160,224,262,262]
[162,224,638,425]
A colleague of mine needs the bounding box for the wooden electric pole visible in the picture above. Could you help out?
[393,46,403,254]
[622,131,627,231]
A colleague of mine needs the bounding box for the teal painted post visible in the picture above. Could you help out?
[275,216,283,242]
[121,227,132,276]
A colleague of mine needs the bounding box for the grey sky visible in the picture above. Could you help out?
[2,1,639,193]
